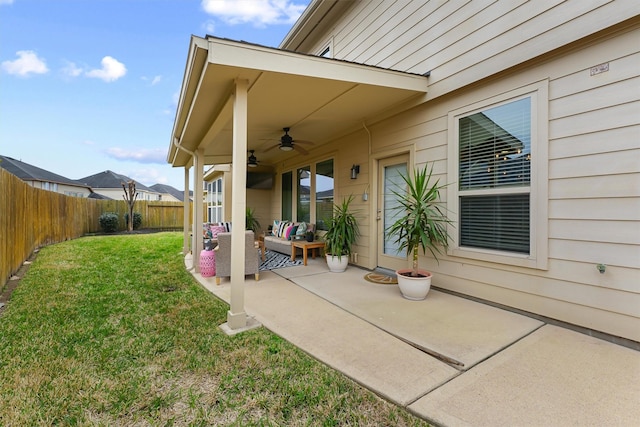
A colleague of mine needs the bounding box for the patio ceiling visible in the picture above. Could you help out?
[168,36,428,168]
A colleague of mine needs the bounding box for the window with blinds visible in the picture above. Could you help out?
[458,97,532,254]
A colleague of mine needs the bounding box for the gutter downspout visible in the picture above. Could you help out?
[172,137,195,165]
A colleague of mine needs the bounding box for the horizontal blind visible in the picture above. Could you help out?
[460,194,530,254]
[459,97,531,190]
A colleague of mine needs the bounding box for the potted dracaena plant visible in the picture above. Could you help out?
[386,163,453,300]
[323,195,359,272]
[245,207,260,233]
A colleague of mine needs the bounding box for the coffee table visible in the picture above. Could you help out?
[291,240,325,266]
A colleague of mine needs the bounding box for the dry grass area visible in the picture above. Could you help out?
[0,232,430,426]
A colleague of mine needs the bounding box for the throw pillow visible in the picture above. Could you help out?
[287,225,299,240]
[278,221,289,238]
[210,225,226,239]
[272,220,280,236]
[295,221,307,236]
[284,225,295,240]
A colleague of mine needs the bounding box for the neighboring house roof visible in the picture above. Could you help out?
[87,192,112,200]
[150,183,192,201]
[0,155,92,190]
[79,170,153,192]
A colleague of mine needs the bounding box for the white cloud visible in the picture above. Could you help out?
[105,147,166,164]
[203,19,215,33]
[142,75,162,85]
[201,0,306,26]
[126,167,169,186]
[1,50,49,76]
[0,0,15,5]
[86,56,126,82]
[61,61,83,78]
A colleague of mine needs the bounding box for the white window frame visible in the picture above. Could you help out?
[207,178,223,223]
[447,81,549,270]
[283,156,334,228]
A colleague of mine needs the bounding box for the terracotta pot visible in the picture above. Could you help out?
[395,268,432,300]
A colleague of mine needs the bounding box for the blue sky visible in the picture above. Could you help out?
[0,0,310,191]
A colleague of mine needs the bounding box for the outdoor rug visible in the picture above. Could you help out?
[259,250,303,271]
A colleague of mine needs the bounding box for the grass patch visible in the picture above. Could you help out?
[0,232,429,426]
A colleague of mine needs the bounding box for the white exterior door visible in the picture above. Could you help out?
[377,154,409,271]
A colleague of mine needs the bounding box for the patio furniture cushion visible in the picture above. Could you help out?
[214,230,259,285]
[263,222,315,255]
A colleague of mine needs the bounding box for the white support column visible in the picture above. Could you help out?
[183,165,191,255]
[193,148,205,272]
[227,79,249,330]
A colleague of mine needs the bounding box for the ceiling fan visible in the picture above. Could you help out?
[247,150,259,168]
[265,127,313,155]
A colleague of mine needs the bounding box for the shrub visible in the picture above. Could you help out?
[125,212,143,230]
[99,213,119,233]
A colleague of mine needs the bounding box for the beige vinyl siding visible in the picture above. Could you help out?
[353,22,639,341]
[285,1,639,340]
[246,188,271,236]
[306,1,639,100]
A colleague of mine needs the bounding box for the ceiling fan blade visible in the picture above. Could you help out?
[264,143,280,152]
[294,144,309,155]
[294,139,314,145]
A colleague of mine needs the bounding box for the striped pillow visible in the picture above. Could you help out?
[278,221,290,238]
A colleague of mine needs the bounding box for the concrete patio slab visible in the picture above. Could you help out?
[409,325,640,426]
[291,267,543,370]
[201,270,459,406]
[189,255,640,425]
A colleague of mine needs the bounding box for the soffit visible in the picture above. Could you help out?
[168,37,428,167]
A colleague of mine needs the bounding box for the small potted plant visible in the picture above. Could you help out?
[323,195,359,272]
[245,207,260,233]
[386,163,452,300]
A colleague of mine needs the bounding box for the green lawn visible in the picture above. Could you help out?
[0,232,429,426]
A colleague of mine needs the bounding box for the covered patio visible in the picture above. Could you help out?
[167,35,428,331]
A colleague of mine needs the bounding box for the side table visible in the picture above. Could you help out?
[291,240,325,266]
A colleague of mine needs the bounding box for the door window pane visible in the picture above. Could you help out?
[297,166,311,223]
[282,171,292,221]
[384,163,406,257]
[315,159,333,231]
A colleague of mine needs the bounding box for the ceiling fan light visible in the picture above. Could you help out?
[247,151,258,167]
[279,145,294,151]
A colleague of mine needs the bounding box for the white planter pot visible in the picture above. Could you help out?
[396,268,432,300]
[326,254,349,272]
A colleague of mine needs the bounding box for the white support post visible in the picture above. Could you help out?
[183,165,191,255]
[227,79,249,330]
[193,148,205,272]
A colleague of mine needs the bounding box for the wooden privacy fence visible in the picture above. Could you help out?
[0,168,192,288]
